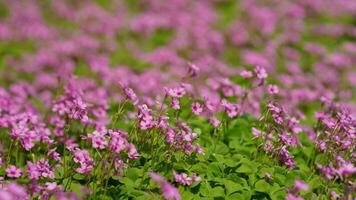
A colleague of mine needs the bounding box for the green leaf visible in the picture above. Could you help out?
[211,186,225,197]
[181,190,195,200]
[270,184,286,200]
[73,174,85,180]
[235,159,257,174]
[199,183,212,197]
[191,162,208,174]
[207,162,223,177]
[227,193,244,200]
[254,180,271,193]
[127,167,142,180]
[119,177,135,187]
[214,141,230,155]
[224,180,243,195]
[308,177,323,191]
[224,157,238,167]
[95,195,112,200]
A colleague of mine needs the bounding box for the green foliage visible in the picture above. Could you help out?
[81,116,336,200]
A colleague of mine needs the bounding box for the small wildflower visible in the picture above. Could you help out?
[166,87,186,98]
[240,70,253,78]
[150,172,181,200]
[254,65,268,79]
[294,180,308,192]
[6,165,22,178]
[191,102,203,115]
[171,98,180,110]
[187,63,200,77]
[268,84,279,94]
[124,87,139,105]
[210,116,220,127]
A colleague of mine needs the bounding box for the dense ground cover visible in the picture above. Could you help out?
[0,0,355,199]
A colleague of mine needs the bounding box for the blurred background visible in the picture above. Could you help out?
[0,0,355,118]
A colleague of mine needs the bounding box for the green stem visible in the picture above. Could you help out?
[15,142,19,166]
[7,140,15,164]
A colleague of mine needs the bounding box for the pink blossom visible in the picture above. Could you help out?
[337,163,356,177]
[27,159,55,180]
[330,191,340,199]
[252,127,263,138]
[210,116,220,127]
[221,99,240,118]
[294,180,308,192]
[191,102,203,115]
[150,172,180,200]
[254,65,268,79]
[286,194,304,200]
[87,130,108,149]
[173,171,201,186]
[171,98,180,110]
[240,70,253,78]
[124,87,139,105]
[72,148,94,174]
[187,63,200,77]
[166,87,186,98]
[6,165,22,178]
[268,84,279,94]
[138,104,156,130]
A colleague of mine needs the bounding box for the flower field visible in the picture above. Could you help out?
[0,0,355,199]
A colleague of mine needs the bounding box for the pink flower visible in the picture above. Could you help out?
[191,102,203,115]
[108,130,127,153]
[240,70,253,78]
[138,104,156,130]
[166,87,186,98]
[330,191,340,199]
[73,148,94,174]
[221,99,239,118]
[124,87,139,105]
[173,171,201,186]
[127,143,140,159]
[149,172,181,200]
[157,115,169,129]
[252,127,263,138]
[87,130,108,149]
[210,116,220,127]
[171,98,180,110]
[46,182,60,191]
[268,84,279,94]
[279,146,296,169]
[187,63,200,77]
[6,165,22,178]
[161,182,181,200]
[0,183,28,199]
[294,180,308,192]
[27,159,55,180]
[337,163,356,177]
[286,194,304,200]
[192,173,201,182]
[254,65,268,79]
[48,148,61,161]
[149,172,165,184]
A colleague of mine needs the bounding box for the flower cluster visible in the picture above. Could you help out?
[173,171,201,186]
[0,0,355,199]
[72,148,94,174]
[27,159,55,180]
[253,102,302,168]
